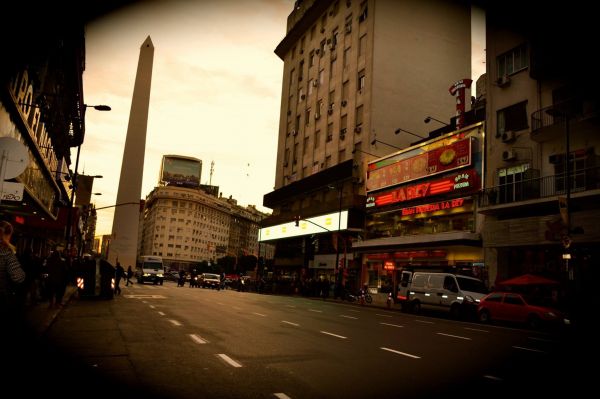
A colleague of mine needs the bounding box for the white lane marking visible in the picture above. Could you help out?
[149,305,155,309]
[274,393,292,399]
[320,331,347,339]
[142,300,148,304]
[465,327,489,333]
[216,302,225,306]
[189,334,208,344]
[217,354,242,368]
[281,321,299,327]
[233,306,242,310]
[285,305,296,308]
[253,312,267,317]
[309,309,322,313]
[376,313,393,318]
[347,309,360,313]
[437,332,472,341]
[380,322,404,328]
[513,346,546,353]
[168,319,182,326]
[340,315,358,319]
[483,375,504,381]
[380,347,421,359]
[415,319,434,324]
[157,311,165,316]
[528,336,558,343]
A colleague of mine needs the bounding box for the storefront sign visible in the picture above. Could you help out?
[366,250,448,262]
[401,198,470,216]
[366,137,472,192]
[259,210,349,241]
[366,170,479,208]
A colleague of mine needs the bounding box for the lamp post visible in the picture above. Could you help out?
[64,103,111,259]
[394,127,426,139]
[370,138,402,150]
[424,116,450,126]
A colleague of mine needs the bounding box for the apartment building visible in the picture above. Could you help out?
[479,3,599,321]
[262,0,471,286]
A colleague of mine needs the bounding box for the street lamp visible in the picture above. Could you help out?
[65,104,111,259]
[424,116,449,126]
[370,138,402,150]
[394,127,426,139]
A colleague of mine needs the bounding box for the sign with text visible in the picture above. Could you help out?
[259,210,349,242]
[366,170,479,208]
[366,137,472,192]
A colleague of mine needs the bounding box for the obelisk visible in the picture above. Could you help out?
[108,36,154,268]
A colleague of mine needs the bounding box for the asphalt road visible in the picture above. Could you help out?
[8,282,590,399]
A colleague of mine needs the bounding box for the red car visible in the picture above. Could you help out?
[477,292,568,329]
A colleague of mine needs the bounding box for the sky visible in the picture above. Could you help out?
[81,0,485,236]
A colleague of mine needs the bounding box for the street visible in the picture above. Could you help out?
[10,282,590,399]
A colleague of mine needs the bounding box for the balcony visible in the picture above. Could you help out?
[531,98,599,142]
[479,167,600,212]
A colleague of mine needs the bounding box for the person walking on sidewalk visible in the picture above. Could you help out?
[46,247,68,308]
[114,262,125,295]
[0,221,26,319]
[125,265,134,286]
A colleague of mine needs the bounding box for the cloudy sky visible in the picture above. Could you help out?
[81,0,485,236]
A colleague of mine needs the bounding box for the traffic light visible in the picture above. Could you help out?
[294,215,301,226]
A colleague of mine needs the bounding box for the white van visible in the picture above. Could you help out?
[397,272,488,318]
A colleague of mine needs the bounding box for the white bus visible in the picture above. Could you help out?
[136,255,165,285]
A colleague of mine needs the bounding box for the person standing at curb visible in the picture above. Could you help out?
[0,221,26,320]
[46,246,68,308]
[125,265,134,286]
[114,262,125,295]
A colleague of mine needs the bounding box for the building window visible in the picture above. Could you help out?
[319,69,325,85]
[359,1,368,22]
[320,39,326,57]
[330,58,337,80]
[497,101,528,136]
[314,130,321,149]
[497,163,531,204]
[327,123,333,142]
[303,136,310,153]
[342,80,349,102]
[345,14,352,34]
[308,79,314,95]
[325,155,332,168]
[309,50,316,67]
[305,108,311,125]
[358,69,366,91]
[339,148,346,161]
[343,47,351,68]
[359,34,367,57]
[497,43,528,78]
[355,104,364,128]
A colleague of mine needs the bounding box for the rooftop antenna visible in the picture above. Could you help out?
[209,160,214,185]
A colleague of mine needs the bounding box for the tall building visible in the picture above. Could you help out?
[262,0,471,286]
[479,2,599,324]
[109,36,154,268]
[140,155,270,271]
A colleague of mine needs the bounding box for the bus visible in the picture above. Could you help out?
[136,255,165,285]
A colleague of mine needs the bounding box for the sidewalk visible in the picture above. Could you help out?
[22,283,79,337]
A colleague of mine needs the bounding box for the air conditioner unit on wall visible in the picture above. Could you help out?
[502,149,517,161]
[496,75,511,87]
[501,130,516,143]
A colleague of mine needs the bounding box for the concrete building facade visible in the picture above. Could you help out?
[263,0,471,287]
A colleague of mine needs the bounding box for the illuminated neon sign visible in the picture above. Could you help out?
[400,198,470,216]
[259,210,349,242]
[366,170,479,208]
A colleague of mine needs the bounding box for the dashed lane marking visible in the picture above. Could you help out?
[380,347,421,359]
[253,312,267,317]
[464,327,489,333]
[437,332,472,341]
[375,313,393,318]
[309,309,322,313]
[168,319,182,326]
[274,393,292,399]
[380,322,404,328]
[414,319,434,324]
[513,346,547,354]
[157,311,165,316]
[217,354,242,368]
[320,331,347,339]
[189,334,208,344]
[340,315,358,320]
[281,321,299,327]
[483,375,504,381]
[124,295,166,299]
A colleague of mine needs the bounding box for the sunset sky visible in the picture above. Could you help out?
[81,0,485,236]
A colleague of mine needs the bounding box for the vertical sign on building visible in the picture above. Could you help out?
[449,78,472,129]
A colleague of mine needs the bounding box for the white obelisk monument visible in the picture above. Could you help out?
[109,36,154,268]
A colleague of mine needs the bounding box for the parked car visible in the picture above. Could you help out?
[477,292,569,329]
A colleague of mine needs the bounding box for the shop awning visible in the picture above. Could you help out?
[352,231,481,250]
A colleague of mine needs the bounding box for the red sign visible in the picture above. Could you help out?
[384,261,395,270]
[366,170,479,208]
[366,137,472,192]
[401,198,470,216]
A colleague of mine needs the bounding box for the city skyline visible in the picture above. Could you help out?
[81,1,485,236]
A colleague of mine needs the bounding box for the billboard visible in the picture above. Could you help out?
[160,155,202,188]
[259,210,349,242]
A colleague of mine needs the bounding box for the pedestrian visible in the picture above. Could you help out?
[126,265,134,286]
[114,262,125,295]
[46,246,68,308]
[0,221,26,319]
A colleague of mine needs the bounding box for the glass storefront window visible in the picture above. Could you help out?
[366,209,474,239]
